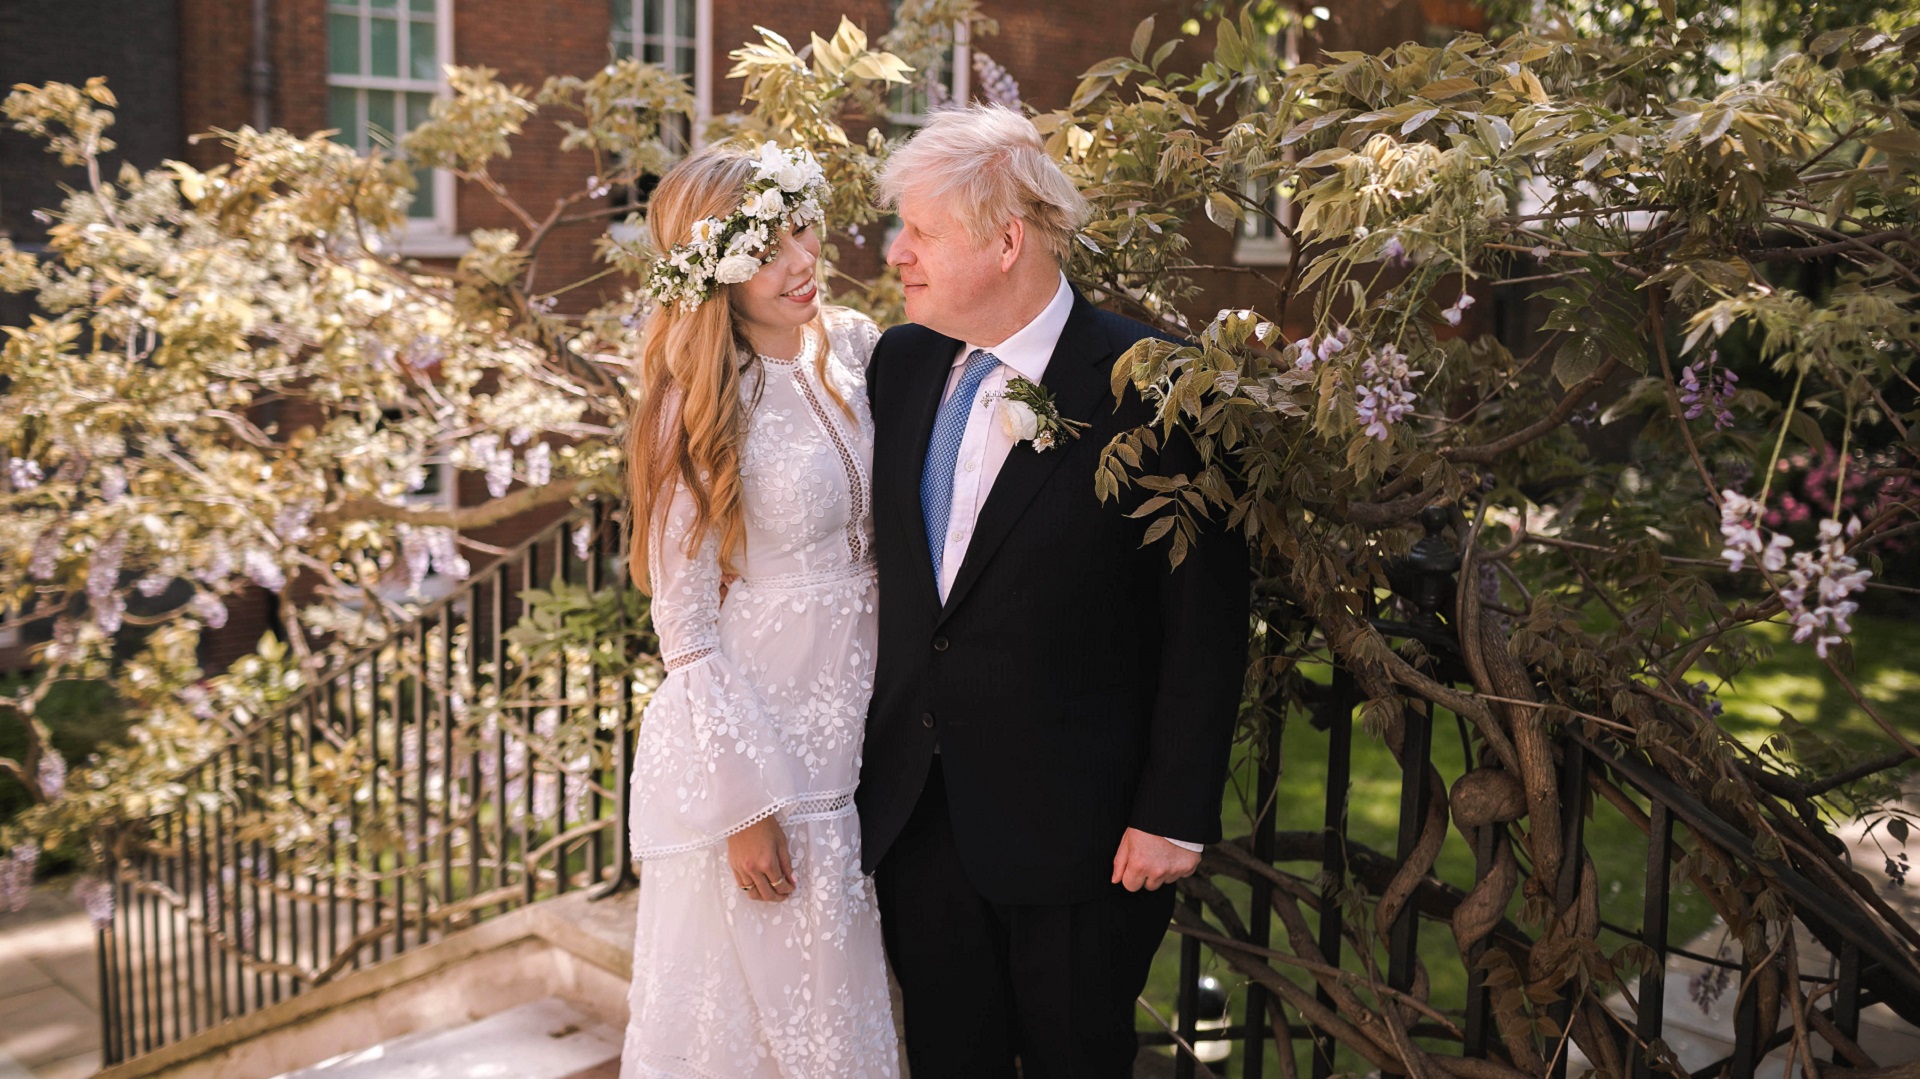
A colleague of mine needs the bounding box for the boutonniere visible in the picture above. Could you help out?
[992,376,1089,452]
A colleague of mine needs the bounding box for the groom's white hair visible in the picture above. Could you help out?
[875,104,1089,263]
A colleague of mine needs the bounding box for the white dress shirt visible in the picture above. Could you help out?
[929,274,1204,855]
[933,272,1075,602]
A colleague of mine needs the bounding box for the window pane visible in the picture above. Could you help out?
[410,167,435,218]
[405,91,433,130]
[328,87,361,147]
[409,21,437,80]
[371,0,396,9]
[611,0,633,33]
[409,0,433,11]
[643,39,662,64]
[675,0,693,41]
[370,16,398,77]
[328,13,362,75]
[676,45,694,77]
[367,92,396,147]
[612,38,632,60]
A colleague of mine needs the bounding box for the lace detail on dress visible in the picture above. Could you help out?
[662,645,716,672]
[622,304,894,1077]
[786,344,873,565]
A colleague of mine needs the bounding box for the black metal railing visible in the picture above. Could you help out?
[1134,510,1920,1079]
[96,502,639,1064]
[96,500,1920,1075]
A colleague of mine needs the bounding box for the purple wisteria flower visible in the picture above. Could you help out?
[7,457,44,490]
[1683,679,1724,719]
[525,442,552,487]
[972,50,1022,108]
[88,532,127,632]
[71,877,114,929]
[1353,345,1424,441]
[1440,293,1476,326]
[1718,490,1789,573]
[470,434,514,499]
[1781,517,1872,658]
[190,591,229,629]
[37,752,66,802]
[29,529,61,580]
[1290,325,1352,371]
[1679,351,1738,430]
[242,548,286,592]
[1,844,39,913]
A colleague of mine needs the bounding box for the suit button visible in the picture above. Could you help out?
[932,636,949,652]
[921,712,935,729]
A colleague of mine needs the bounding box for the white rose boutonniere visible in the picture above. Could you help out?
[993,376,1088,452]
[714,253,762,284]
[998,399,1039,442]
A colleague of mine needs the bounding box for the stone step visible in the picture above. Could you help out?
[276,997,621,1079]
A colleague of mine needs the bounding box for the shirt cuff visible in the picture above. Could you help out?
[1161,836,1204,853]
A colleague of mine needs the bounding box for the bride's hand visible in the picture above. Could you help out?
[728,816,795,902]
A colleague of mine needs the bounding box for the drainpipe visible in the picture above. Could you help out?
[249,0,272,130]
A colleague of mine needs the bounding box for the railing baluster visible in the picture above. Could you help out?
[1731,947,1760,1079]
[1833,941,1861,1058]
[414,620,431,949]
[1386,703,1432,1001]
[1175,893,1202,1079]
[1462,824,1494,1058]
[1632,802,1673,1079]
[1547,738,1588,1079]
[439,608,456,930]
[520,543,538,906]
[97,918,120,1065]
[1311,669,1355,1079]
[164,814,184,1043]
[1242,697,1283,1079]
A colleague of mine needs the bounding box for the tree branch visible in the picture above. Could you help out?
[324,477,583,529]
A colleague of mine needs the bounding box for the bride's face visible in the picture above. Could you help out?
[731,220,821,358]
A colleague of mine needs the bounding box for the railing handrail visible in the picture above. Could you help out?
[164,502,606,787]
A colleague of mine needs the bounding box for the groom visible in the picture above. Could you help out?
[858,105,1250,1078]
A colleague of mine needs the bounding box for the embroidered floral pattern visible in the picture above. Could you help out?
[624,306,895,1077]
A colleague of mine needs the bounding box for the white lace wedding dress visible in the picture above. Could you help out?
[621,307,898,1079]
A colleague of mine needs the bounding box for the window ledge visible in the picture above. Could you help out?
[1234,236,1294,267]
[391,231,474,260]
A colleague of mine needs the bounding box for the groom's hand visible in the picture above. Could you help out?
[1111,828,1202,892]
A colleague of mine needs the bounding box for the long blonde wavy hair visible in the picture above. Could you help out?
[625,146,847,592]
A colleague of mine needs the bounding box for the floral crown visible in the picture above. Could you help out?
[642,142,830,312]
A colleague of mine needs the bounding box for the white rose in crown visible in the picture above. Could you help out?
[998,398,1040,442]
[775,159,811,193]
[714,253,762,285]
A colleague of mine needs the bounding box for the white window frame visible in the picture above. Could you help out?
[1235,23,1300,267]
[886,15,969,128]
[327,0,461,253]
[610,0,712,140]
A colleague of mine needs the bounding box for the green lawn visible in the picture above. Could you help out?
[1138,613,1920,1074]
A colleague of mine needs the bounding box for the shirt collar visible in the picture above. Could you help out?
[956,272,1074,382]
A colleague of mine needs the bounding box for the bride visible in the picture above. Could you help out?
[619,142,898,1077]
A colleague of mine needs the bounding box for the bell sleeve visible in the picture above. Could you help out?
[627,475,806,860]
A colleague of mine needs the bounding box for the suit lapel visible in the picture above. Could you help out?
[936,293,1112,624]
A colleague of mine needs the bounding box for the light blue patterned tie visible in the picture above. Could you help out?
[921,349,1003,583]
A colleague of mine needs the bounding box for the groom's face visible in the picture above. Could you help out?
[888,189,1003,341]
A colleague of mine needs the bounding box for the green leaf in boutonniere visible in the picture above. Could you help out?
[994,376,1090,452]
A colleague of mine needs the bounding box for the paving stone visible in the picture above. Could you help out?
[0,984,101,1070]
[278,997,619,1079]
